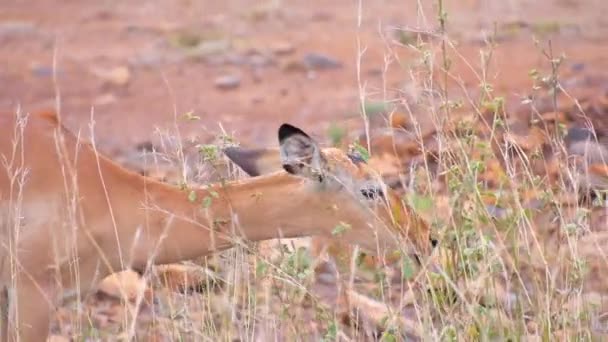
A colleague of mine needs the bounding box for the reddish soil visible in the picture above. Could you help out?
[2,0,607,150]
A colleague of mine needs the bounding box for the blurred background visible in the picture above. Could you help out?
[2,0,606,151]
[3,1,608,340]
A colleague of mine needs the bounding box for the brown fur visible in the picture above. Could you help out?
[0,111,430,341]
[226,143,431,275]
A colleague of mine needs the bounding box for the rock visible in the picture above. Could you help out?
[91,66,131,86]
[282,59,306,72]
[366,68,383,76]
[188,39,230,57]
[0,21,37,39]
[248,53,274,68]
[225,53,248,66]
[214,74,241,89]
[30,65,55,78]
[96,270,147,302]
[106,66,131,86]
[93,93,118,106]
[311,11,333,22]
[485,204,509,220]
[129,45,176,68]
[270,41,295,56]
[571,62,585,72]
[302,52,342,70]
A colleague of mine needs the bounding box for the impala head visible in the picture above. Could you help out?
[224,123,433,259]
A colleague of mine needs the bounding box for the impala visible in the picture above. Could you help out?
[0,110,431,341]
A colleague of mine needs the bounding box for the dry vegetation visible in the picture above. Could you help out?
[3,0,608,341]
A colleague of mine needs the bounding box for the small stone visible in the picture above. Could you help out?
[96,270,147,302]
[91,66,131,86]
[302,52,342,70]
[270,42,295,55]
[30,65,54,78]
[225,53,248,66]
[214,74,241,89]
[282,59,306,72]
[252,68,264,83]
[485,204,509,220]
[248,53,274,68]
[107,66,131,86]
[571,62,585,72]
[366,68,383,76]
[130,52,163,67]
[189,39,230,56]
[311,11,333,22]
[0,21,37,38]
[93,93,118,106]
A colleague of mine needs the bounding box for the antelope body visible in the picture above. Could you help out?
[0,111,430,341]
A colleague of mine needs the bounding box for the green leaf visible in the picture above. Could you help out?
[202,196,213,208]
[322,321,338,341]
[197,144,219,161]
[350,141,370,162]
[327,122,347,147]
[381,331,398,342]
[256,260,268,277]
[181,110,200,121]
[407,193,433,212]
[401,255,416,280]
[187,190,197,203]
[332,222,351,236]
[363,100,391,116]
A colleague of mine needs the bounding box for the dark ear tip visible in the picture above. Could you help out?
[278,123,309,142]
[222,147,262,177]
[222,146,239,160]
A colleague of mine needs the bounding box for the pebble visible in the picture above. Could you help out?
[214,74,241,89]
[485,204,510,220]
[91,66,131,86]
[311,11,333,22]
[248,53,274,68]
[96,270,147,302]
[302,52,342,70]
[30,65,55,78]
[270,41,295,55]
[571,62,585,72]
[93,93,118,106]
[0,21,37,38]
[106,66,131,86]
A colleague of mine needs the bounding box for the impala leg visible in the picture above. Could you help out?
[6,279,55,342]
[0,287,8,342]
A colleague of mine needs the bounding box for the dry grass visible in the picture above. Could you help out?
[4,1,608,341]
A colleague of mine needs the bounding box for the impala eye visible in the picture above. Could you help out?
[361,187,384,200]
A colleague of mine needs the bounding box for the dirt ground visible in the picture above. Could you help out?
[2,0,608,340]
[2,0,607,149]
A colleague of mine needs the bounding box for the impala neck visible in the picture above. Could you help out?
[121,170,321,267]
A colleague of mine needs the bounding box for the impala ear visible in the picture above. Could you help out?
[278,123,327,180]
[223,147,283,177]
